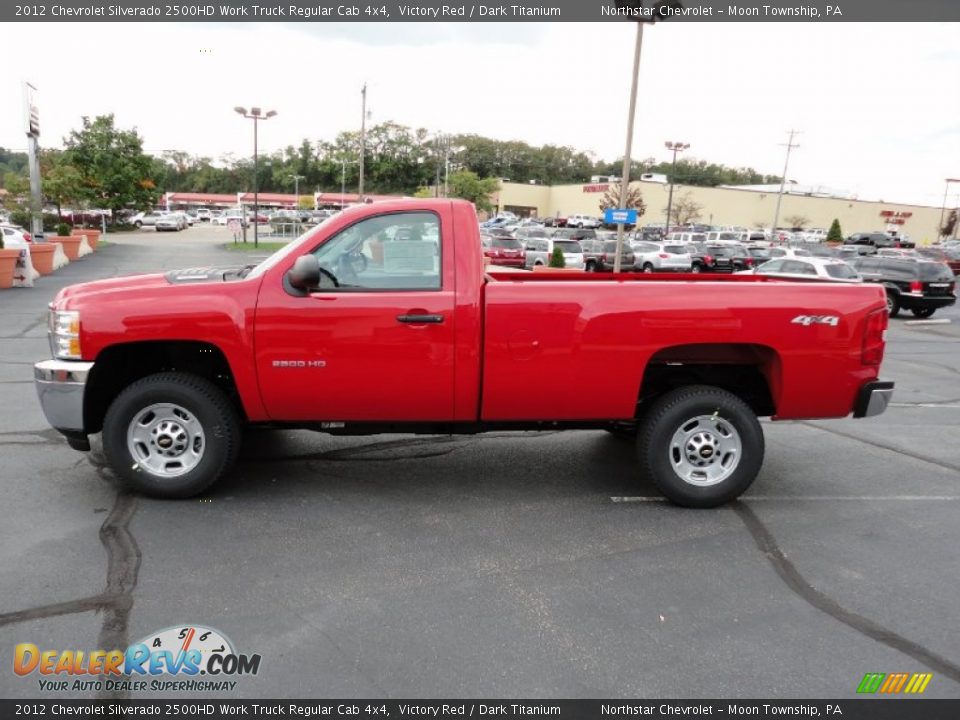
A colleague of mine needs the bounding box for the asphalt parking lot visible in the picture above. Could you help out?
[1,225,958,700]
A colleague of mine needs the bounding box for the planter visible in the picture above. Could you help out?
[29,243,57,275]
[49,236,83,261]
[0,248,19,289]
[71,228,101,250]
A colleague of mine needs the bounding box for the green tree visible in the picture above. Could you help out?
[549,246,566,268]
[43,160,84,219]
[63,114,160,217]
[826,218,843,243]
[446,170,499,213]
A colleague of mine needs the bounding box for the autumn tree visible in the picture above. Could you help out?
[599,182,646,217]
[664,192,703,225]
[784,214,810,229]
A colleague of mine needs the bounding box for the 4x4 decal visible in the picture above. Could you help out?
[792,314,840,327]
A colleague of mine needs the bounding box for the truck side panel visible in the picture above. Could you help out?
[480,279,886,421]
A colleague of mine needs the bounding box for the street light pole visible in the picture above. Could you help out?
[234,106,277,249]
[613,22,644,274]
[290,174,305,209]
[358,83,367,201]
[938,179,960,240]
[663,140,690,233]
[770,129,800,242]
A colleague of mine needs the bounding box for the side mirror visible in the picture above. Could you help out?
[288,254,320,291]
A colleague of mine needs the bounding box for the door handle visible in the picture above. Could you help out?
[396,313,444,324]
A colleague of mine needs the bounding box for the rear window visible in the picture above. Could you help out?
[918,262,954,281]
[663,245,686,254]
[554,241,583,253]
[492,238,522,249]
[824,263,859,279]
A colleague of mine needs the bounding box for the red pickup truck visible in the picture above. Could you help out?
[34,200,894,508]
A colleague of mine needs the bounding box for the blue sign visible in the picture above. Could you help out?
[604,208,638,225]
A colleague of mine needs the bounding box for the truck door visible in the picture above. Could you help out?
[254,210,456,422]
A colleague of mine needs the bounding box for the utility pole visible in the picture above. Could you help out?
[771,129,801,242]
[358,83,367,201]
[613,22,644,274]
[290,174,305,209]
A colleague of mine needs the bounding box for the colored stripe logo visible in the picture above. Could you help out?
[857,672,932,694]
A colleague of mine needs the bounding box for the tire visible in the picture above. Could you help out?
[911,307,935,318]
[636,385,765,508]
[885,292,900,318]
[691,264,702,273]
[642,263,654,273]
[102,372,241,499]
[134,221,142,228]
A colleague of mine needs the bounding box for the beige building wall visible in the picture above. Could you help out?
[498,181,945,244]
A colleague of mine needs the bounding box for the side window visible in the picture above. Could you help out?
[310,211,441,291]
[759,259,784,273]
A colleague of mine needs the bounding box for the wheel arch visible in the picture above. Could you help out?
[84,340,245,434]
[638,343,782,418]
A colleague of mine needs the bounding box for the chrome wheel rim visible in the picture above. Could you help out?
[669,414,742,486]
[127,403,205,477]
[886,295,894,313]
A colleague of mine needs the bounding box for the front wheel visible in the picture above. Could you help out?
[691,263,702,273]
[911,307,935,318]
[102,372,241,499]
[642,263,654,273]
[886,292,901,318]
[636,385,765,508]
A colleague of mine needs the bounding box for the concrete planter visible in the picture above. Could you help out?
[0,248,20,289]
[49,236,84,261]
[29,243,57,275]
[531,265,585,273]
[72,228,101,250]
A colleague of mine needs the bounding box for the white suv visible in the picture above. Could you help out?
[567,214,601,229]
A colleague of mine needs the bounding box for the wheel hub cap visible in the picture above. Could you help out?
[127,403,205,478]
[669,414,742,487]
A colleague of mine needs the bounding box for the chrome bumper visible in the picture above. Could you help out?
[853,380,895,419]
[34,359,94,432]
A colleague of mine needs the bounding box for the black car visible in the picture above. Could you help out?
[592,240,636,272]
[686,244,737,273]
[845,232,896,250]
[850,257,957,318]
[553,228,598,243]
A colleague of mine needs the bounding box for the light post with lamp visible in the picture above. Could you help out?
[663,140,689,233]
[290,174,305,210]
[234,106,277,249]
[938,178,960,240]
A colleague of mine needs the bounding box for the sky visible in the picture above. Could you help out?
[2,21,959,207]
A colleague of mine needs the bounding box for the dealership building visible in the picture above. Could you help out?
[494,179,947,242]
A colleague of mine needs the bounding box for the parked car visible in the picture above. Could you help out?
[850,257,957,317]
[632,242,692,273]
[1,223,32,244]
[845,232,896,250]
[194,209,214,222]
[481,235,526,269]
[745,257,863,284]
[566,214,602,229]
[876,248,917,259]
[552,228,598,244]
[580,239,605,272]
[592,240,636,272]
[767,247,813,259]
[155,214,184,232]
[523,237,585,269]
[915,247,960,275]
[131,211,167,228]
[686,244,739,273]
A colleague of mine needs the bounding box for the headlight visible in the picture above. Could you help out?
[49,309,82,360]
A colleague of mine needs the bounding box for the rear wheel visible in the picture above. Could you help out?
[885,292,901,318]
[691,263,702,273]
[102,372,241,499]
[637,385,764,508]
[911,307,935,318]
[642,263,654,273]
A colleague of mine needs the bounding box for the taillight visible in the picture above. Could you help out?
[658,253,669,259]
[704,255,713,264]
[909,280,923,294]
[24,232,32,242]
[862,309,887,366]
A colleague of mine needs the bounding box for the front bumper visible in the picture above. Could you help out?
[853,380,895,418]
[34,359,93,435]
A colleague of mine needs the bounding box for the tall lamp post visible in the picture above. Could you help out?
[663,141,689,232]
[234,106,277,249]
[290,174,305,209]
[340,159,358,209]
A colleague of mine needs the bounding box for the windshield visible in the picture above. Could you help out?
[554,241,583,254]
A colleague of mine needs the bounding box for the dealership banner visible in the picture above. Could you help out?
[2,700,960,718]
[6,0,960,22]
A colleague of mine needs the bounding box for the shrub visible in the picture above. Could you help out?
[56,222,72,237]
[549,246,566,268]
[826,218,843,243]
[8,209,31,228]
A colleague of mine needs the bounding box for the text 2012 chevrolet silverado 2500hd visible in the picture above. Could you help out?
[34,200,894,508]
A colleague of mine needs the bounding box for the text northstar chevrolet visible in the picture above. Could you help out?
[34,200,893,507]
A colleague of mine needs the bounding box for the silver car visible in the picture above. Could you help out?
[631,242,692,272]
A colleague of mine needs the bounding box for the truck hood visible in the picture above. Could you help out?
[55,266,249,306]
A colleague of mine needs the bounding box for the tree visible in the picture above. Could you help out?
[598,182,646,216]
[826,219,843,243]
[784,214,810,229]
[43,161,84,219]
[664,192,703,225]
[549,246,566,268]
[1,172,29,210]
[63,114,160,217]
[940,210,957,239]
[445,170,499,213]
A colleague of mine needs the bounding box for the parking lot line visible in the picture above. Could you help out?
[610,495,960,502]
